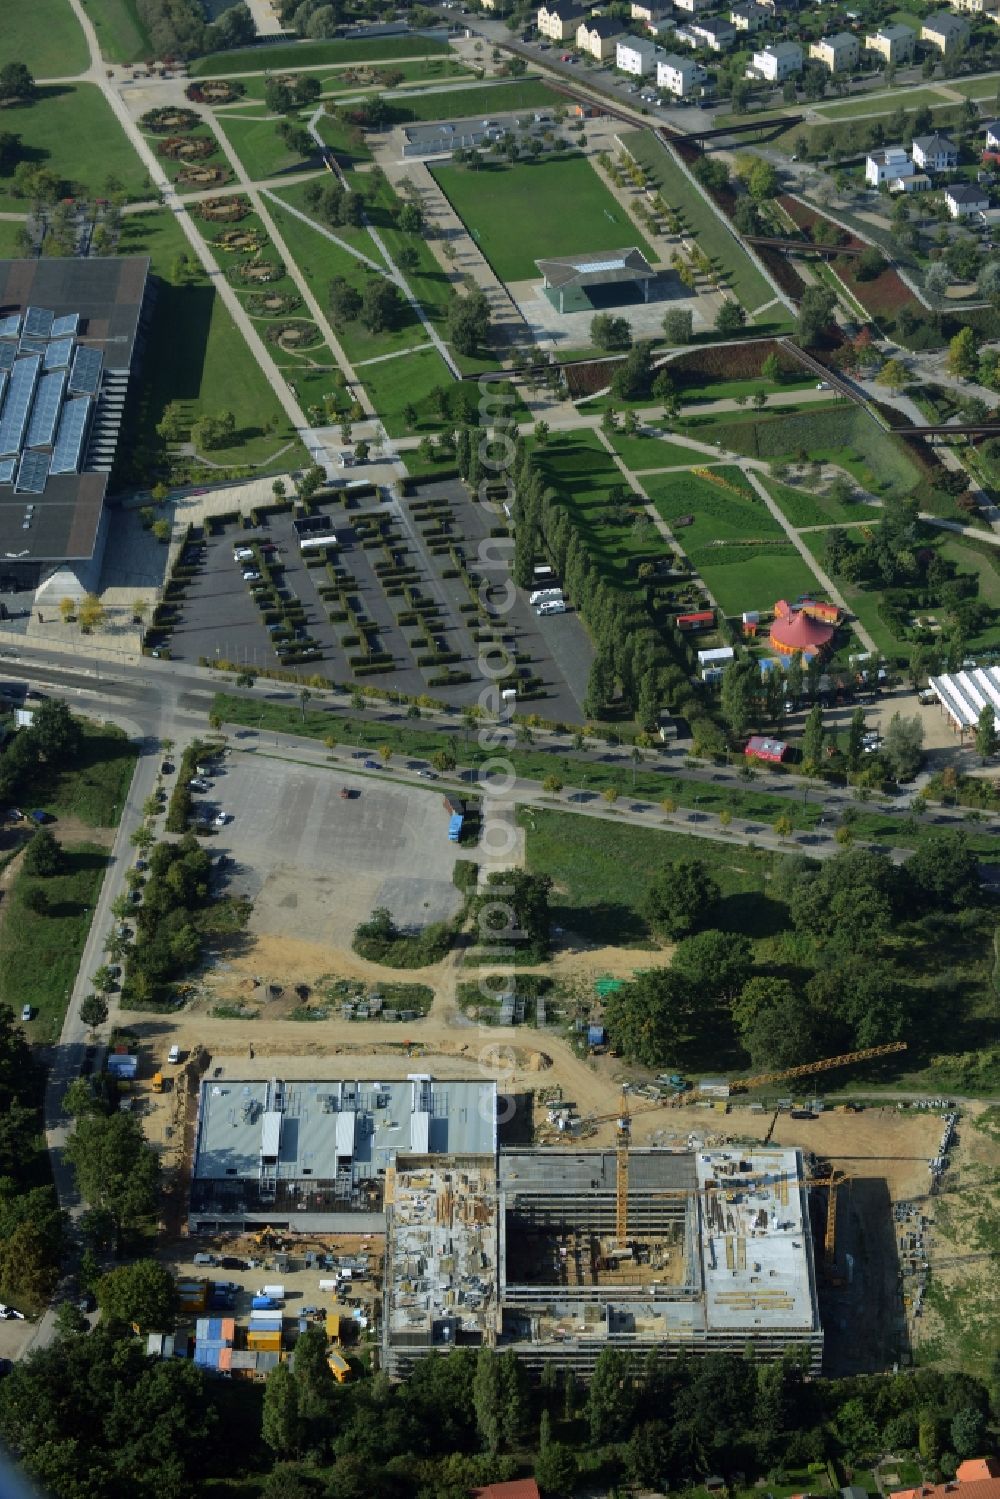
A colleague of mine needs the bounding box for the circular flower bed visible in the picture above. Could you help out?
[213,226,268,254]
[198,195,251,223]
[158,135,215,161]
[186,79,245,104]
[176,163,231,188]
[245,290,302,315]
[228,257,285,284]
[141,106,200,134]
[266,320,321,351]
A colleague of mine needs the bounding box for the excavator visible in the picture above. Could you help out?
[593,1041,906,1250]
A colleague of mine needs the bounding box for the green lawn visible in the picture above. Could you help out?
[0,220,28,258]
[384,78,560,125]
[267,177,377,257]
[618,129,782,320]
[358,345,458,437]
[314,110,373,166]
[5,0,88,76]
[115,210,304,477]
[430,154,657,285]
[701,406,922,500]
[2,845,109,1045]
[0,84,149,210]
[800,530,904,658]
[761,476,878,529]
[215,114,317,180]
[520,805,775,946]
[647,468,822,615]
[265,199,428,363]
[813,86,951,119]
[85,0,153,62]
[938,538,1000,649]
[191,35,452,77]
[607,428,706,470]
[215,55,473,103]
[42,725,138,828]
[951,72,1000,99]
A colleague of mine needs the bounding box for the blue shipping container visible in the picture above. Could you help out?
[448,812,463,842]
[252,1296,275,1310]
[587,1025,606,1046]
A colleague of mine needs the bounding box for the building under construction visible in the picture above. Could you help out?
[382,1145,823,1376]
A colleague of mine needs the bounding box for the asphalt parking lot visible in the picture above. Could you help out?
[198,750,464,946]
[164,486,592,719]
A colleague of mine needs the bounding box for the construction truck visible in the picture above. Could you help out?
[151,1072,163,1094]
[656,1073,689,1094]
[327,1349,351,1384]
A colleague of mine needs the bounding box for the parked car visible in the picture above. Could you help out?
[214,812,229,826]
[160,761,174,775]
[189,777,209,792]
[243,570,262,583]
[234,547,254,562]
[168,1045,181,1064]
[20,1005,31,1023]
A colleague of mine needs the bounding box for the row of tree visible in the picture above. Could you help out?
[119,834,213,1006]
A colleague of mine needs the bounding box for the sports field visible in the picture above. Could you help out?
[431,154,656,284]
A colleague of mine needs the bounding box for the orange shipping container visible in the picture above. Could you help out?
[247,1332,282,1351]
[220,1318,236,1343]
[218,1347,233,1372]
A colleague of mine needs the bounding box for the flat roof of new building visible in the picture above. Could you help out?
[499,1147,697,1195]
[0,257,148,561]
[536,247,656,290]
[697,1146,818,1331]
[193,1075,498,1185]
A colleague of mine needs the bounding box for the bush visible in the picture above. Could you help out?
[352,905,452,967]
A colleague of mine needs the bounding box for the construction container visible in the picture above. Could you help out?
[249,1313,282,1329]
[247,1331,282,1352]
[218,1347,233,1373]
[230,1350,257,1374]
[194,1345,222,1369]
[325,1311,341,1342]
[326,1349,351,1384]
[251,1296,275,1311]
[254,1351,280,1376]
[152,1072,163,1093]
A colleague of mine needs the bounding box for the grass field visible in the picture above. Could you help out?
[267,178,376,257]
[813,86,950,119]
[618,129,784,321]
[0,84,148,211]
[85,0,152,62]
[702,406,922,499]
[606,429,705,470]
[647,467,821,615]
[2,845,109,1045]
[265,199,428,364]
[520,805,775,946]
[215,114,317,180]
[951,72,1000,99]
[384,78,559,124]
[761,476,878,529]
[41,725,138,828]
[430,154,657,284]
[800,530,904,658]
[4,0,88,76]
[116,209,303,474]
[191,34,451,76]
[358,345,458,436]
[0,221,28,258]
[213,55,473,103]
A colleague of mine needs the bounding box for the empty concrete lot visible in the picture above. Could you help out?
[205,752,464,947]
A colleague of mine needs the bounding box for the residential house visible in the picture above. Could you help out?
[864,22,916,64]
[731,1,768,30]
[577,14,626,55]
[657,50,703,90]
[946,181,989,216]
[911,131,959,171]
[472,1481,543,1499]
[537,0,586,39]
[680,15,735,47]
[894,1461,1000,1499]
[646,13,678,36]
[749,39,803,78]
[865,145,914,186]
[617,34,660,71]
[631,0,670,19]
[674,0,711,15]
[952,0,1000,14]
[984,119,1000,152]
[809,31,860,71]
[920,10,970,50]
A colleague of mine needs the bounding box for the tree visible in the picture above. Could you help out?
[644,858,720,940]
[329,276,362,325]
[602,967,692,1067]
[0,63,36,105]
[856,246,886,282]
[191,410,236,452]
[77,593,106,632]
[720,655,759,739]
[741,985,828,1068]
[847,705,865,771]
[663,308,693,345]
[448,289,491,356]
[905,830,982,913]
[33,700,81,764]
[975,702,999,761]
[397,202,423,233]
[797,285,837,345]
[472,1347,502,1454]
[951,1406,986,1459]
[96,1258,176,1330]
[611,342,655,401]
[882,711,924,781]
[360,278,401,334]
[431,748,457,772]
[534,1442,578,1496]
[291,1323,335,1422]
[761,353,781,384]
[79,994,108,1031]
[64,1112,159,1246]
[588,1347,636,1443]
[946,325,980,381]
[476,870,552,961]
[22,829,63,878]
[878,358,908,394]
[747,158,778,202]
[672,929,752,999]
[801,701,825,768]
[591,313,632,351]
[91,965,116,996]
[715,299,748,335]
[262,1362,302,1457]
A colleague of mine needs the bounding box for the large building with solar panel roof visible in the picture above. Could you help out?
[0,256,149,589]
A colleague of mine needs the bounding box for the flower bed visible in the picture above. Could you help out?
[778,195,918,320]
[141,106,200,134]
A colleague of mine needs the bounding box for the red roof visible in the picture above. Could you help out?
[893,1461,1000,1499]
[770,607,834,652]
[959,1465,1000,1483]
[472,1483,541,1499]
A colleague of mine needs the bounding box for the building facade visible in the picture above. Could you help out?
[864,23,916,63]
[749,39,803,78]
[657,50,703,90]
[577,15,626,55]
[536,0,585,40]
[616,34,660,71]
[808,31,860,70]
[911,132,958,170]
[921,11,970,50]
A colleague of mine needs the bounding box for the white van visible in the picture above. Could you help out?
[260,1283,285,1301]
[538,600,567,616]
[529,588,563,606]
[168,1044,181,1064]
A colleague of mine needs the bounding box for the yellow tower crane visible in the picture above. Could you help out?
[604,1042,904,1245]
